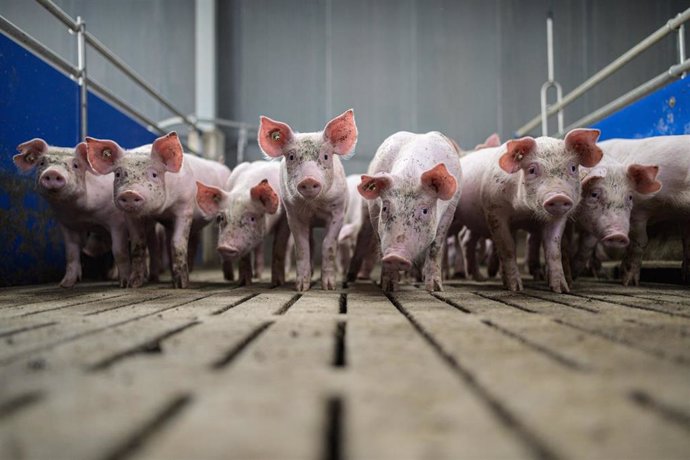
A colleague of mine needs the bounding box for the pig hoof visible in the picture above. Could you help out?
[295,279,311,292]
[425,277,443,292]
[59,277,77,288]
[322,274,336,290]
[239,277,252,287]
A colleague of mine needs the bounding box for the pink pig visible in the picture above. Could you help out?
[454,129,603,292]
[357,131,462,292]
[599,135,690,285]
[258,109,358,291]
[13,139,130,288]
[337,174,364,275]
[570,155,661,279]
[195,160,289,287]
[86,132,230,288]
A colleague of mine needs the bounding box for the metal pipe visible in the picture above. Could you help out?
[76,16,87,139]
[678,24,686,78]
[546,13,555,82]
[0,15,78,79]
[34,0,78,32]
[517,7,690,136]
[158,116,257,132]
[557,58,690,137]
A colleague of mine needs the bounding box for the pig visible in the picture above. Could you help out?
[570,155,662,279]
[13,139,130,287]
[258,109,358,291]
[337,174,364,275]
[598,135,690,285]
[357,131,462,292]
[195,160,289,287]
[452,129,603,292]
[86,132,230,288]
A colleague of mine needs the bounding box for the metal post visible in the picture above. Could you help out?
[540,12,564,136]
[237,127,248,165]
[678,24,687,78]
[76,16,87,139]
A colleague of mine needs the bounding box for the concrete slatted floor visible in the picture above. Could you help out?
[1,271,689,459]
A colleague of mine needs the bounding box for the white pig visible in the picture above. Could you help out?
[13,139,130,287]
[357,131,462,292]
[86,132,230,288]
[195,160,289,287]
[337,174,364,275]
[599,135,690,285]
[454,129,603,292]
[258,109,358,292]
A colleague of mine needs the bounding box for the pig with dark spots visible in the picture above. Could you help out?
[196,160,289,287]
[358,131,462,292]
[453,129,603,293]
[86,132,230,288]
[570,155,661,279]
[258,109,357,292]
[13,139,130,288]
[599,136,690,285]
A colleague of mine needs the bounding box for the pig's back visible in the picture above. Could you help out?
[368,131,417,175]
[185,154,231,189]
[228,160,281,194]
[456,146,505,235]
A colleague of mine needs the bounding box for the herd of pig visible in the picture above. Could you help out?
[12,109,690,293]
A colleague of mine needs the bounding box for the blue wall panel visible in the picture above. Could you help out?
[0,33,156,286]
[592,77,690,140]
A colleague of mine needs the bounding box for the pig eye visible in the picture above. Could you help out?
[570,164,577,174]
[152,172,158,178]
[382,206,387,212]
[72,161,79,169]
[422,208,428,215]
[39,160,45,167]
[590,190,600,199]
[324,153,329,160]
[115,171,121,178]
[628,194,634,203]
[288,153,295,161]
[216,214,225,225]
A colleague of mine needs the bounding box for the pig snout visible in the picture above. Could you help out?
[381,253,413,271]
[116,190,145,212]
[601,232,630,248]
[217,245,240,259]
[297,177,322,198]
[40,170,66,191]
[543,194,574,216]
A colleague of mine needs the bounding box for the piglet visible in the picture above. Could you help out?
[86,132,230,288]
[454,129,603,292]
[599,136,690,285]
[337,174,364,275]
[196,160,289,287]
[570,155,661,279]
[358,131,462,292]
[13,139,130,287]
[258,109,358,291]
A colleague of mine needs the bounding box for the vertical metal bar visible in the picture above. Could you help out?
[678,24,687,78]
[546,12,555,82]
[237,127,247,165]
[76,16,87,139]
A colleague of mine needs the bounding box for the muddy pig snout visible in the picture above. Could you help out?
[543,193,574,216]
[297,177,322,198]
[381,253,412,271]
[40,169,66,191]
[116,190,145,212]
[601,232,629,248]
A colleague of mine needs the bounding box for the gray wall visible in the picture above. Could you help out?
[218,0,690,173]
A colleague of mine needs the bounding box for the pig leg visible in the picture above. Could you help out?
[621,213,649,287]
[681,221,690,284]
[526,232,543,281]
[423,202,457,292]
[486,240,500,278]
[126,216,148,288]
[169,214,193,288]
[146,221,161,282]
[187,231,199,272]
[338,240,352,276]
[486,212,522,291]
[453,233,466,278]
[253,244,265,279]
[347,211,375,283]
[238,253,253,286]
[321,210,345,290]
[271,216,290,287]
[223,259,234,281]
[542,218,569,293]
[571,232,598,280]
[110,224,130,288]
[59,225,83,288]
[462,229,486,281]
[288,214,312,292]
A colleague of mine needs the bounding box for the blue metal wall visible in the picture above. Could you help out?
[593,77,690,140]
[0,33,156,286]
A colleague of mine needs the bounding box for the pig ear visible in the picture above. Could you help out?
[14,138,48,172]
[74,142,96,174]
[85,137,124,175]
[421,163,458,200]
[581,166,607,189]
[565,128,603,167]
[323,109,358,156]
[151,132,184,172]
[499,137,536,174]
[250,179,280,214]
[475,133,501,149]
[258,116,293,158]
[627,164,662,194]
[196,181,227,217]
[358,173,392,200]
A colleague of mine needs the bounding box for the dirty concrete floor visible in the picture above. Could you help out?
[1,270,689,460]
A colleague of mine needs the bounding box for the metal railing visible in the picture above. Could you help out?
[516,8,690,138]
[1,0,258,157]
